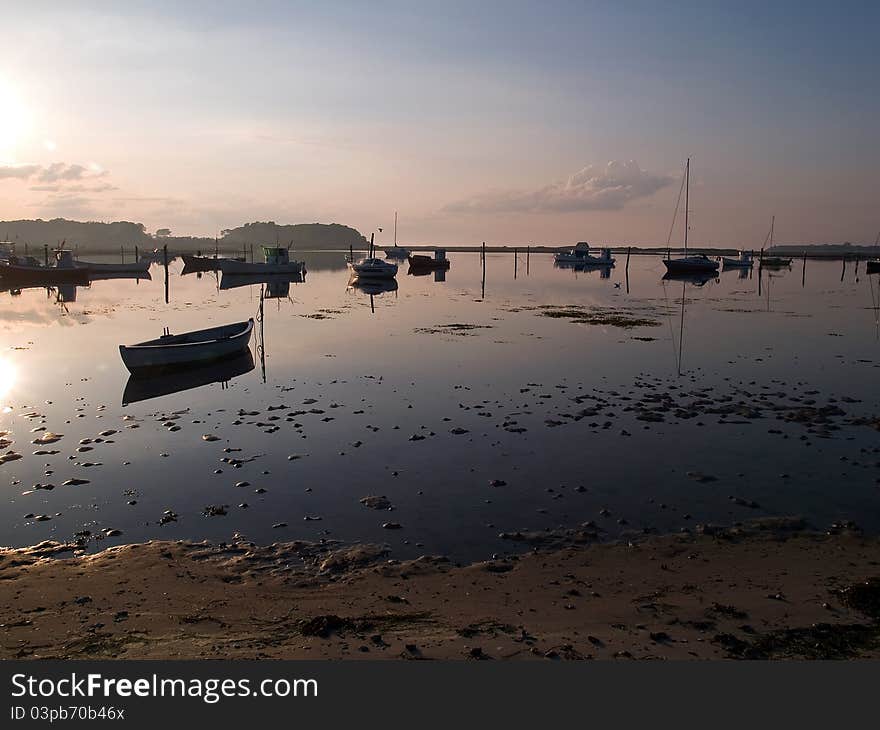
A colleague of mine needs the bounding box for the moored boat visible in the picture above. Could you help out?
[407,250,450,270]
[555,242,615,266]
[383,212,411,259]
[867,260,880,275]
[216,246,305,275]
[348,232,398,279]
[119,319,254,373]
[0,253,90,286]
[662,159,719,276]
[721,251,754,269]
[182,253,245,273]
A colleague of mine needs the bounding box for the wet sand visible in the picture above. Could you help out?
[2,519,878,660]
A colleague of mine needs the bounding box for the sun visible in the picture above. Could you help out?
[0,358,17,401]
[0,78,31,157]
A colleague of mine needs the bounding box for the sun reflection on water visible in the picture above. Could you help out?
[0,358,17,401]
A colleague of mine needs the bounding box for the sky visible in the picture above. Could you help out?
[0,0,877,246]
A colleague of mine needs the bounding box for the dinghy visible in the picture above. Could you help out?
[119,319,254,372]
[0,253,90,286]
[408,250,450,270]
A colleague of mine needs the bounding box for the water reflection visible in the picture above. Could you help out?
[122,349,255,405]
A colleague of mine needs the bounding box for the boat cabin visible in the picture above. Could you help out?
[261,246,290,266]
[55,249,76,268]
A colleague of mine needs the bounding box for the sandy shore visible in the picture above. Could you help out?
[2,519,878,660]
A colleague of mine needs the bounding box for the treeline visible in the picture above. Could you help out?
[0,219,368,252]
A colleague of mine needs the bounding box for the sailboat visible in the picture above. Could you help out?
[760,217,792,268]
[349,232,398,279]
[663,158,719,275]
[384,212,411,259]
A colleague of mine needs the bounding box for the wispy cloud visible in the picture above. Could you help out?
[443,160,673,214]
[0,164,41,180]
[0,162,110,185]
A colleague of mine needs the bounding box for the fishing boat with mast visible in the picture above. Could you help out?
[217,244,305,275]
[663,158,719,275]
[554,242,615,267]
[383,212,411,259]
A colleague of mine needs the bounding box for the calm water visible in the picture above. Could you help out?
[1,252,879,561]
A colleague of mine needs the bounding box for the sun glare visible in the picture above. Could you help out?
[0,78,31,156]
[0,358,16,401]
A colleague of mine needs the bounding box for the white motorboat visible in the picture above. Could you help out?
[555,242,615,266]
[722,251,754,269]
[662,159,719,276]
[119,319,254,372]
[217,245,305,275]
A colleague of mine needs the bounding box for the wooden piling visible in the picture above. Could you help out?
[163,244,169,304]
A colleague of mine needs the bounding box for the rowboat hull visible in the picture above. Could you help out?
[760,257,792,268]
[73,260,150,273]
[119,319,254,373]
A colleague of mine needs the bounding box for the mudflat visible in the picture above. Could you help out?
[2,520,879,660]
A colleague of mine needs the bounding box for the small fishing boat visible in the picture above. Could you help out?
[119,319,254,373]
[349,232,398,279]
[217,246,305,275]
[721,251,754,269]
[662,159,720,276]
[867,260,880,275]
[555,242,615,266]
[122,350,255,405]
[70,259,150,274]
[383,212,411,259]
[0,253,90,286]
[408,250,450,270]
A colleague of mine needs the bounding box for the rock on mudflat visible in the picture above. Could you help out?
[360,495,393,510]
[202,434,221,442]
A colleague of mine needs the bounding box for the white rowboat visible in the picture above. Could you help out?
[119,319,254,372]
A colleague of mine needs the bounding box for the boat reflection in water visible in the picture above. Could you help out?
[661,270,717,287]
[407,265,446,282]
[347,276,398,313]
[220,271,305,299]
[122,349,255,406]
[554,260,613,279]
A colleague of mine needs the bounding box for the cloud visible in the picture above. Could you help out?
[37,162,90,183]
[0,161,110,185]
[443,160,673,214]
[0,164,41,180]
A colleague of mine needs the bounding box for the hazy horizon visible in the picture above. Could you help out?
[1,1,878,246]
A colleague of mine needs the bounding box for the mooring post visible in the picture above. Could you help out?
[481,242,486,299]
[802,251,807,287]
[526,245,530,275]
[43,244,48,266]
[163,244,169,304]
[841,256,846,282]
[514,248,518,279]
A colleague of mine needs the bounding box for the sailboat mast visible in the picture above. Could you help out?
[683,157,690,255]
[770,215,775,249]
